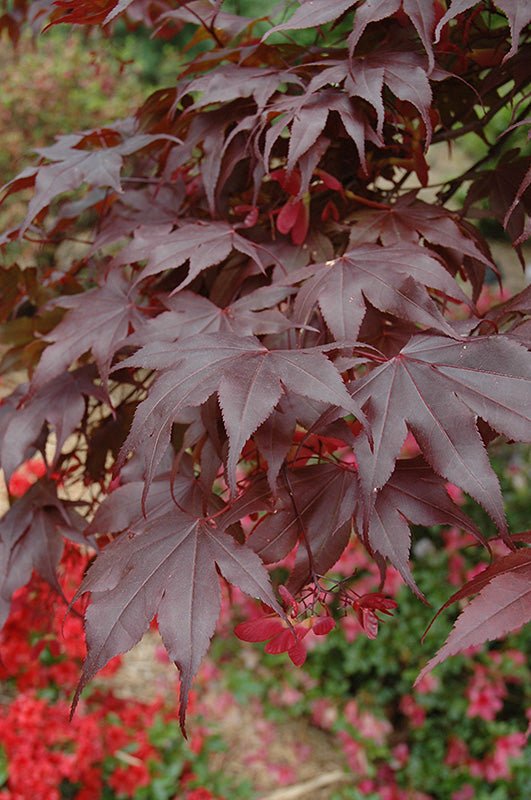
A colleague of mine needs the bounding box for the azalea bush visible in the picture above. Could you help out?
[0,0,530,737]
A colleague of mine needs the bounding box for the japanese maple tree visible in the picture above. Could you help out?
[0,0,530,730]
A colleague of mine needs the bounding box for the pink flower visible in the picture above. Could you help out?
[392,743,409,767]
[452,786,475,800]
[445,737,469,767]
[414,672,438,694]
[399,695,426,728]
[311,699,338,730]
[338,731,369,775]
[466,667,506,721]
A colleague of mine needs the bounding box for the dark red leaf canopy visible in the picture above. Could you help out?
[1,0,530,718]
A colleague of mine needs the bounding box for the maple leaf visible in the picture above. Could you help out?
[74,508,282,729]
[364,457,485,595]
[264,0,356,35]
[6,129,174,231]
[132,285,294,345]
[267,0,436,73]
[227,463,358,592]
[118,334,366,497]
[349,0,436,71]
[29,271,143,393]
[264,89,382,175]
[0,368,102,482]
[351,592,398,639]
[303,49,433,153]
[285,242,469,339]
[115,221,273,290]
[435,0,531,62]
[84,459,208,539]
[0,480,85,627]
[348,195,496,299]
[465,154,531,252]
[417,549,531,682]
[160,2,255,40]
[350,334,531,536]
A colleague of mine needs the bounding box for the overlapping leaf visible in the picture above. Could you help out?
[364,457,485,595]
[417,549,531,681]
[285,243,468,339]
[118,334,366,497]
[0,481,85,627]
[75,506,282,729]
[4,130,171,232]
[435,0,531,62]
[0,368,100,481]
[350,334,531,535]
[226,463,359,592]
[30,271,143,393]
[267,0,437,71]
[264,89,382,175]
[348,195,495,298]
[115,221,273,290]
[132,285,294,345]
[308,50,433,143]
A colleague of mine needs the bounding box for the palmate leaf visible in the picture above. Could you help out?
[0,481,85,627]
[132,286,295,345]
[225,463,359,592]
[435,0,531,62]
[309,50,433,143]
[264,89,382,175]
[0,367,103,481]
[267,0,437,71]
[417,549,531,682]
[2,130,171,232]
[118,334,366,497]
[351,334,531,535]
[285,242,469,339]
[348,195,495,299]
[349,0,437,70]
[364,458,485,595]
[115,221,273,289]
[74,506,282,730]
[29,271,143,393]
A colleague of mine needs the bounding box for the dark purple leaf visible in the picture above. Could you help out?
[75,507,282,729]
[29,271,143,393]
[417,549,531,681]
[286,243,469,339]
[118,334,366,497]
[351,334,531,536]
[0,481,85,627]
[365,458,485,595]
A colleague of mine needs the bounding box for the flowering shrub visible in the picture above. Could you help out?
[0,688,241,800]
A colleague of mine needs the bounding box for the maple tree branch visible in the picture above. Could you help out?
[179,1,224,48]
[437,101,531,204]
[281,464,318,585]
[432,87,522,146]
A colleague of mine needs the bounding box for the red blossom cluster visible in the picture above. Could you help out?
[0,545,120,691]
[0,688,217,799]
